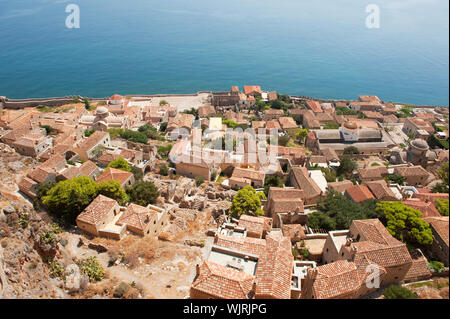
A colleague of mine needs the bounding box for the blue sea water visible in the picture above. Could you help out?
[0,0,448,106]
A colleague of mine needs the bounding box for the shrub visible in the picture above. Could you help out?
[131,166,143,181]
[230,186,264,218]
[107,157,131,172]
[428,261,445,273]
[195,176,205,187]
[159,164,169,176]
[343,146,360,155]
[40,230,57,245]
[47,260,65,279]
[97,180,129,205]
[84,129,95,137]
[127,181,159,206]
[434,199,449,216]
[383,285,417,299]
[79,256,105,282]
[42,176,99,223]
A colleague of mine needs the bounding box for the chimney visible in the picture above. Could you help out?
[252,281,257,293]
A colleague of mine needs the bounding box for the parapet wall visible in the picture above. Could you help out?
[1,96,84,109]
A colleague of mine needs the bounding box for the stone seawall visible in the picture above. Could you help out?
[1,96,84,109]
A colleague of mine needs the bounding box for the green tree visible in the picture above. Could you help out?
[119,130,148,144]
[160,122,168,132]
[295,129,308,143]
[434,199,449,216]
[376,201,433,245]
[127,181,159,207]
[157,144,173,160]
[195,176,205,187]
[263,175,284,195]
[97,180,129,205]
[107,157,131,172]
[337,158,357,178]
[36,181,57,201]
[271,99,287,110]
[159,164,169,176]
[131,166,143,181]
[278,135,290,147]
[83,98,92,110]
[42,176,98,223]
[385,174,406,185]
[308,212,336,231]
[433,162,449,193]
[84,129,95,137]
[230,186,264,218]
[159,100,169,106]
[383,285,417,299]
[343,146,360,155]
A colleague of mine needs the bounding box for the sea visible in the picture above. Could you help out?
[0,0,448,106]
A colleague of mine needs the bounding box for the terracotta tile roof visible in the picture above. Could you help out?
[243,85,262,96]
[265,109,284,116]
[96,167,133,186]
[268,145,306,160]
[366,180,397,201]
[266,187,305,214]
[282,224,306,241]
[215,235,267,256]
[403,254,432,282]
[28,166,55,184]
[383,115,398,123]
[358,167,388,180]
[18,177,38,197]
[394,165,429,178]
[198,105,216,118]
[306,101,323,113]
[327,180,354,193]
[423,217,449,247]
[76,195,118,225]
[265,119,281,131]
[231,86,240,93]
[232,167,265,182]
[403,199,441,218]
[359,95,381,103]
[110,94,124,101]
[252,121,266,130]
[345,185,375,203]
[98,151,121,165]
[77,131,109,152]
[167,113,194,131]
[291,167,322,200]
[116,203,158,231]
[59,166,81,180]
[278,117,298,129]
[255,234,293,299]
[351,240,412,269]
[320,148,339,162]
[268,92,278,101]
[79,160,99,176]
[238,215,272,238]
[351,219,401,246]
[191,260,255,299]
[306,260,363,299]
[363,111,383,120]
[413,192,449,202]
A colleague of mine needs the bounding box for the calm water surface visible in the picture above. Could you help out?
[0,0,448,105]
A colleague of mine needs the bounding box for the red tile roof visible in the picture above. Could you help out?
[243,85,262,96]
[76,195,118,225]
[306,101,323,113]
[191,260,255,299]
[403,199,441,218]
[345,185,375,203]
[96,167,133,186]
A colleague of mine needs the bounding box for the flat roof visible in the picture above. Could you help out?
[208,247,258,276]
[308,170,327,193]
